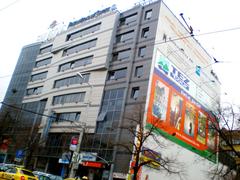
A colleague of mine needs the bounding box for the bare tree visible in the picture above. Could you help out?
[116,105,184,180]
[207,102,240,180]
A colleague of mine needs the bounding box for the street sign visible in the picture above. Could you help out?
[58,159,69,164]
[69,136,78,151]
[16,150,24,159]
[71,152,80,163]
[80,152,97,162]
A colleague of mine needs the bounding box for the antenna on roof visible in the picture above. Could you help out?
[179,13,194,36]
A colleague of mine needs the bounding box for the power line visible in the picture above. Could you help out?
[0,75,11,79]
[0,0,21,12]
[0,25,238,79]
[0,101,85,127]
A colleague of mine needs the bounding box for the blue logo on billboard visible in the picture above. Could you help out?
[157,55,190,91]
[157,56,169,75]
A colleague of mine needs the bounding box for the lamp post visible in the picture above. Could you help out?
[69,72,93,178]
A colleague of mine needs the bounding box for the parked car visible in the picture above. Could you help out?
[33,171,63,180]
[0,164,9,172]
[0,166,38,180]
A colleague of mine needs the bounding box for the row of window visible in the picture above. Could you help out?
[35,57,52,68]
[59,56,93,72]
[39,45,52,54]
[54,74,90,88]
[62,39,97,57]
[116,28,149,44]
[118,9,152,27]
[37,9,152,57]
[35,44,145,74]
[26,86,43,96]
[31,71,48,82]
[53,112,81,122]
[108,65,143,80]
[111,45,146,62]
[52,92,85,105]
[66,23,101,41]
[116,30,134,43]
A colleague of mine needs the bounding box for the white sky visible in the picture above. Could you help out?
[0,0,240,104]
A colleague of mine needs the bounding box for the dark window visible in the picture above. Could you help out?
[131,87,140,99]
[31,71,48,81]
[135,66,144,77]
[96,88,125,132]
[54,112,81,122]
[59,56,93,72]
[39,45,52,54]
[116,31,134,43]
[66,23,101,41]
[26,86,43,96]
[112,49,131,61]
[52,92,85,105]
[108,68,127,80]
[145,10,152,20]
[119,13,137,26]
[35,57,52,68]
[54,74,90,88]
[141,27,149,38]
[62,39,97,56]
[138,46,146,57]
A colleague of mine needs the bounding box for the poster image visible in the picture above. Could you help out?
[170,93,183,130]
[152,80,169,120]
[184,103,196,137]
[197,112,207,144]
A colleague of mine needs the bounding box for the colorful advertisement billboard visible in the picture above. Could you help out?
[146,50,218,162]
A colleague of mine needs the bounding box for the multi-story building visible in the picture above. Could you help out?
[0,42,45,163]
[0,1,222,179]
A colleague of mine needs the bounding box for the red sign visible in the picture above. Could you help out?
[82,161,105,168]
[71,137,78,145]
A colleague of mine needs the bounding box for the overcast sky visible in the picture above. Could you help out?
[0,0,240,105]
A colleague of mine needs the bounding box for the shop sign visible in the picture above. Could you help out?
[82,161,105,168]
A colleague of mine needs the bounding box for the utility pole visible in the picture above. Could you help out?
[69,72,93,178]
[69,126,85,178]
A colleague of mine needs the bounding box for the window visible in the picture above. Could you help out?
[54,74,90,88]
[145,10,152,20]
[116,31,134,43]
[52,92,86,105]
[108,68,127,80]
[54,112,81,122]
[96,88,125,133]
[119,13,137,26]
[39,45,52,54]
[62,39,97,56]
[141,27,149,38]
[112,49,131,61]
[66,23,101,41]
[31,71,48,82]
[138,46,146,57]
[131,87,140,99]
[35,57,52,68]
[59,56,93,72]
[26,86,43,96]
[135,66,144,77]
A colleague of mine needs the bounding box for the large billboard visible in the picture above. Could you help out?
[146,50,218,162]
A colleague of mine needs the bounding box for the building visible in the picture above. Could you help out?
[0,0,222,179]
[0,42,44,163]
